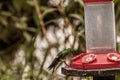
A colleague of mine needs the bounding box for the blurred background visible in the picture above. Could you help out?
[0,0,120,80]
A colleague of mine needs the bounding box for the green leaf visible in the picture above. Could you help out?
[0,58,4,70]
[26,0,34,6]
[0,3,3,10]
[12,0,24,11]
[33,12,41,29]
[45,19,57,25]
[0,17,8,27]
[114,0,119,4]
[76,0,84,7]
[69,13,84,22]
[1,11,12,16]
[23,32,32,42]
[42,8,57,18]
[116,75,120,80]
[26,27,36,32]
[15,22,27,30]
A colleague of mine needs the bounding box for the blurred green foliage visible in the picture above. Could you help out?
[0,0,120,80]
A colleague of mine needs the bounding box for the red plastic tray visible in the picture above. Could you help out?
[70,53,120,69]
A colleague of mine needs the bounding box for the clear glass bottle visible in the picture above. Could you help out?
[84,0,116,53]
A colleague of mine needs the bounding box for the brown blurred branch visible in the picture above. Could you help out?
[33,0,53,79]
[33,0,50,44]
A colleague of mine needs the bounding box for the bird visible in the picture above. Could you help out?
[48,48,73,72]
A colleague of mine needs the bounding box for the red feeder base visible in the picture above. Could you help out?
[70,53,120,69]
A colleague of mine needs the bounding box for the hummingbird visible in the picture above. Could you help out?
[48,48,73,72]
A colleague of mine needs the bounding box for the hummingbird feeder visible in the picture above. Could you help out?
[62,0,120,79]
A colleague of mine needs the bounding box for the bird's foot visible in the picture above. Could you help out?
[61,59,70,67]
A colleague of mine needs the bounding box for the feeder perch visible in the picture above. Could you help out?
[62,0,120,80]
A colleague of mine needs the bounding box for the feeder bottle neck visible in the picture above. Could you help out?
[84,0,113,3]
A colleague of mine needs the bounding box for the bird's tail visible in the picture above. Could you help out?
[48,57,59,71]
